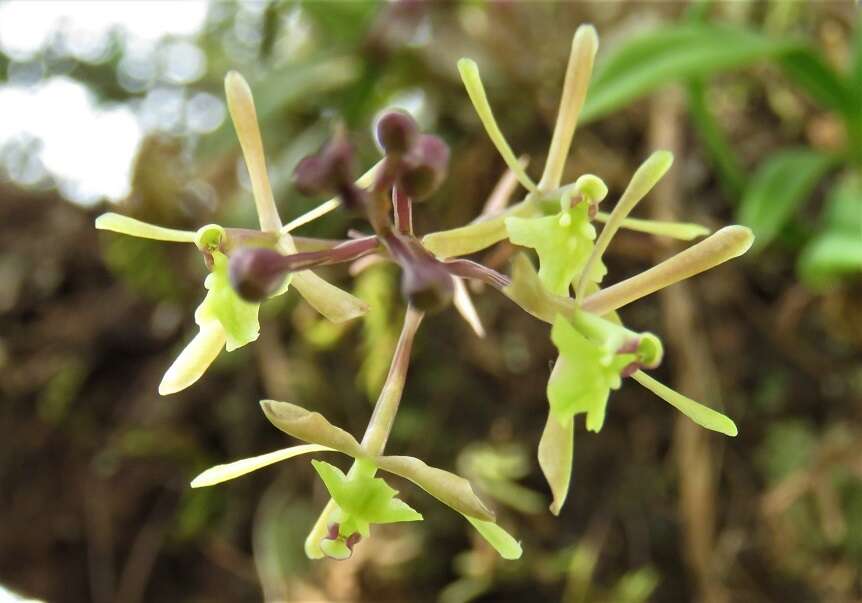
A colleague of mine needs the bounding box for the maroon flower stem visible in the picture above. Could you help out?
[276,235,381,273]
[393,186,413,235]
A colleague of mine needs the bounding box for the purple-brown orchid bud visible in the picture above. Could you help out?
[375,109,419,156]
[401,255,454,313]
[228,247,286,302]
[399,134,449,201]
[293,130,356,197]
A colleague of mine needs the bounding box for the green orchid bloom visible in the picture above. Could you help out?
[95,72,368,395]
[421,24,750,518]
[190,399,521,560]
[312,458,422,559]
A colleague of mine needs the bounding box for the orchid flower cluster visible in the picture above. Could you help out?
[95,25,752,561]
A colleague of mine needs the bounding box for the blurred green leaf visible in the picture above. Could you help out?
[757,420,816,482]
[851,14,862,96]
[686,77,746,197]
[738,149,835,251]
[610,567,660,603]
[778,48,857,118]
[582,23,799,123]
[301,1,379,47]
[799,200,862,287]
[799,233,862,286]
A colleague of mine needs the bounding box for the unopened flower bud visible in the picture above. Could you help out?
[399,134,449,201]
[228,247,286,302]
[401,256,454,313]
[337,182,369,212]
[375,109,419,156]
[293,131,356,196]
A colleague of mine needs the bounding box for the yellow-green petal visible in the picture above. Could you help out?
[260,400,365,458]
[190,444,332,487]
[158,320,226,395]
[538,413,574,516]
[457,58,536,193]
[632,371,738,436]
[465,517,523,560]
[291,270,369,323]
[376,455,495,522]
[95,212,197,243]
[595,212,710,241]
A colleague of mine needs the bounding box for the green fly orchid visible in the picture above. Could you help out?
[190,309,521,560]
[95,72,369,395]
[420,24,751,515]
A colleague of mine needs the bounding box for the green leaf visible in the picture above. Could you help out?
[506,202,604,295]
[202,252,260,351]
[547,316,632,432]
[582,23,799,123]
[686,77,746,197]
[798,233,862,288]
[738,149,835,251]
[778,48,857,117]
[465,517,522,560]
[799,175,862,287]
[631,371,737,436]
[820,175,862,235]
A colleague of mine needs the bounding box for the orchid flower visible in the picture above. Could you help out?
[414,24,752,515]
[190,308,521,560]
[95,72,368,395]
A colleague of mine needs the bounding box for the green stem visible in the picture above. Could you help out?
[305,307,424,558]
[360,306,424,455]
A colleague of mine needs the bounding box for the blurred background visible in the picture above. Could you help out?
[1,1,861,601]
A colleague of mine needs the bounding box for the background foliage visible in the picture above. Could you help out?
[2,1,861,601]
